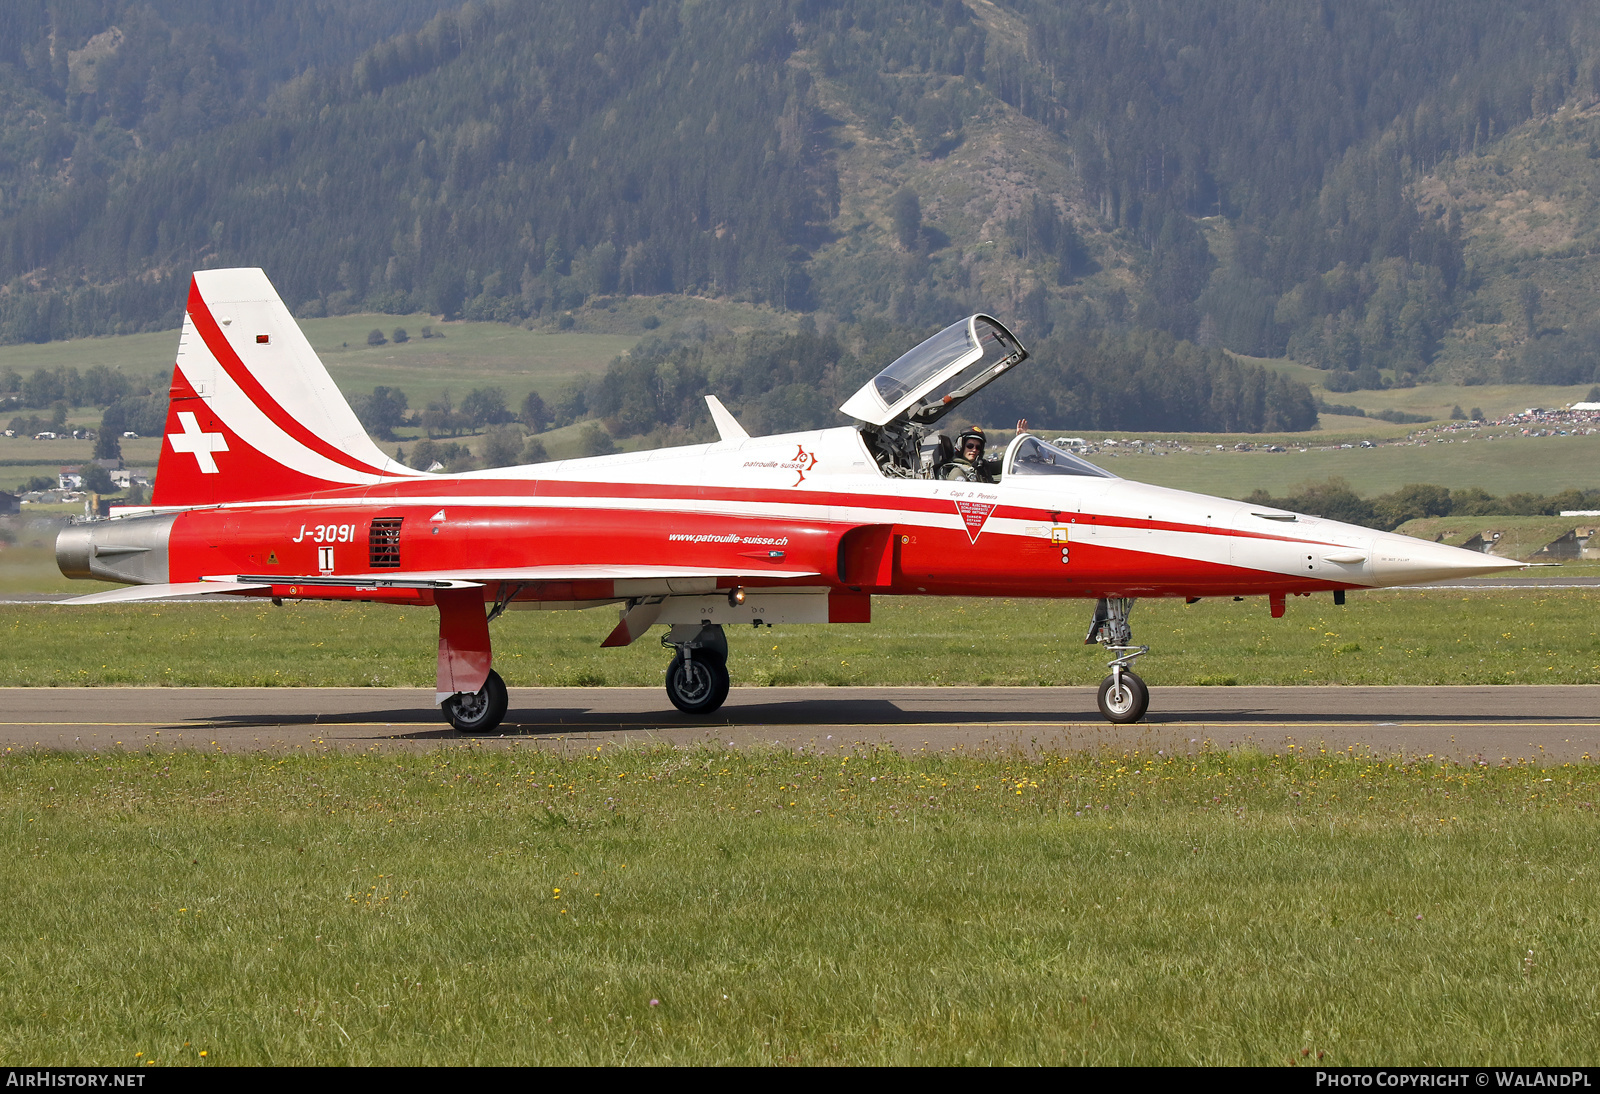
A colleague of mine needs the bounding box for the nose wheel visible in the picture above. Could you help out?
[444,669,508,734]
[1097,668,1148,723]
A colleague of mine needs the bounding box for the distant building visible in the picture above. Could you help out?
[58,468,83,490]
[1529,530,1583,561]
[0,491,19,516]
[1578,526,1600,561]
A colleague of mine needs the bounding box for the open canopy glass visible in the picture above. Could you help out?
[838,314,1027,428]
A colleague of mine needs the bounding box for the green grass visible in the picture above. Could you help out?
[1238,352,1598,421]
[0,329,183,378]
[2,745,1596,1064]
[307,318,641,406]
[0,293,795,414]
[0,317,641,423]
[4,589,1597,687]
[1096,429,1600,498]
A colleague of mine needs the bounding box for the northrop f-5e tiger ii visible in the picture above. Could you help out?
[56,268,1519,731]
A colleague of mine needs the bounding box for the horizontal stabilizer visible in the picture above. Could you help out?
[61,580,269,605]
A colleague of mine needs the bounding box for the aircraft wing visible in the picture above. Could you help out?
[60,565,822,606]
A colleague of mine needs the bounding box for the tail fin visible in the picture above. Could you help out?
[151,268,419,507]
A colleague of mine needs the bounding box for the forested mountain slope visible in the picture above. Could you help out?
[1,0,1598,429]
[1415,101,1600,386]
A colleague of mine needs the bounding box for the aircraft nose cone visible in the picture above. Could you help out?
[1369,533,1524,586]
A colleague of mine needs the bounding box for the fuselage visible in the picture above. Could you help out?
[65,423,1511,610]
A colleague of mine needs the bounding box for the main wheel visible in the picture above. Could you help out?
[445,669,509,733]
[1096,670,1149,724]
[666,651,730,715]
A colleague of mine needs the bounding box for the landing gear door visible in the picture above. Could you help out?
[839,314,1027,429]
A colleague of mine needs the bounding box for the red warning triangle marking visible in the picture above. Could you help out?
[954,499,996,543]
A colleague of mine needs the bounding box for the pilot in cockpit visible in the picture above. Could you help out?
[939,419,1028,483]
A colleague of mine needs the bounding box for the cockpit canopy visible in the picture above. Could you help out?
[1003,434,1117,479]
[839,314,1026,429]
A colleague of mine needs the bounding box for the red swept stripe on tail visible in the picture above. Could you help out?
[151,269,421,507]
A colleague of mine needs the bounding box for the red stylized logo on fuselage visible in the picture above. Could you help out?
[790,445,819,487]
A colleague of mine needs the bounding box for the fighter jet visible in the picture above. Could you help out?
[56,269,1518,730]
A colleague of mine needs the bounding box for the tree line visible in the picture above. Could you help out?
[328,316,1325,480]
[566,319,1318,441]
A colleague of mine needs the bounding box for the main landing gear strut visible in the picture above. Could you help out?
[437,587,509,734]
[1085,597,1149,724]
[662,623,731,714]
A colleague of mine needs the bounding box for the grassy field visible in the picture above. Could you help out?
[0,317,643,408]
[4,588,1597,688]
[1,744,1595,1064]
[0,293,794,410]
[1238,353,1598,421]
[1089,430,1600,498]
[313,321,639,407]
[0,321,645,490]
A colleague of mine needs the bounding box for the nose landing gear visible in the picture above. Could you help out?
[1085,597,1149,723]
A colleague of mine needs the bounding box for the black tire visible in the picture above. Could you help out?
[1096,670,1149,724]
[445,669,509,733]
[666,651,730,715]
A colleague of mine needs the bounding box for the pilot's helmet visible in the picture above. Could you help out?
[957,425,986,458]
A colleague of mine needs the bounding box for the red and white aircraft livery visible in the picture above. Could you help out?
[58,268,1517,731]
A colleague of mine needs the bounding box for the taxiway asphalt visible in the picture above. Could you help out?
[2,685,1596,761]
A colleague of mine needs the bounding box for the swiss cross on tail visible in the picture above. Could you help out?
[167,410,228,473]
[954,498,996,542]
